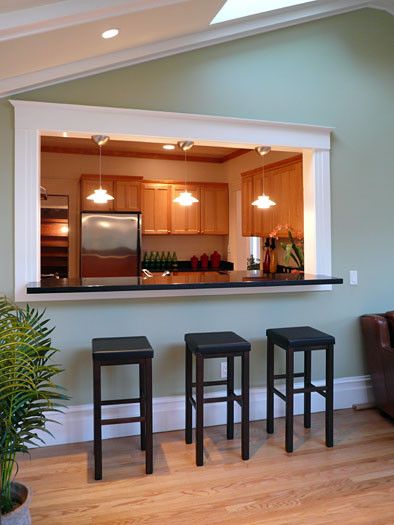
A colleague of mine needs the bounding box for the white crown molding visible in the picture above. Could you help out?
[0,0,391,97]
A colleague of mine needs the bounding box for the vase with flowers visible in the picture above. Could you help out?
[269,224,304,272]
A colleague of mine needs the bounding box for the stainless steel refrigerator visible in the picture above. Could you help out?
[81,212,141,278]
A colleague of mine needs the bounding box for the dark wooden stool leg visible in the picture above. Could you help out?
[227,355,234,440]
[325,344,334,447]
[145,357,153,474]
[93,359,102,480]
[285,348,294,453]
[304,349,312,429]
[266,338,275,434]
[195,353,204,466]
[139,360,146,451]
[241,351,250,460]
[185,344,193,444]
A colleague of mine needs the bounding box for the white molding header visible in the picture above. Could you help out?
[11,100,333,150]
[11,100,332,302]
[1,1,392,97]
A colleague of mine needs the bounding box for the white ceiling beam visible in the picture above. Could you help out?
[0,0,188,41]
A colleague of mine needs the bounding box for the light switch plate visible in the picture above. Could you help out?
[350,270,358,285]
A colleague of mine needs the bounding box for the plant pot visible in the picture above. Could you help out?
[2,482,31,525]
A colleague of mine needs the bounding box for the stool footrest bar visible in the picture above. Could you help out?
[293,385,326,396]
[274,372,305,380]
[101,416,145,425]
[204,394,242,404]
[192,380,228,387]
[101,397,141,406]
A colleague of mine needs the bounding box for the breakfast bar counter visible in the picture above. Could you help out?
[27,271,343,294]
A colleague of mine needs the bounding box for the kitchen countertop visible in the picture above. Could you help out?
[27,271,343,294]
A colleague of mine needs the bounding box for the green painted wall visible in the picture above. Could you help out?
[1,9,393,405]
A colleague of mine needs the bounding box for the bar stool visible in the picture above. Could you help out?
[92,336,153,479]
[185,331,251,466]
[266,326,335,453]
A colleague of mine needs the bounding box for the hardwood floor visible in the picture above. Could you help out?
[18,408,394,525]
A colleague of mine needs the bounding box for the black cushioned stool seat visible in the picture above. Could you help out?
[266,326,335,453]
[185,331,251,466]
[92,336,153,479]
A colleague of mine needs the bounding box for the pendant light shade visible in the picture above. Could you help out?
[86,134,114,204]
[87,187,114,203]
[252,145,276,209]
[173,140,198,206]
[251,194,276,208]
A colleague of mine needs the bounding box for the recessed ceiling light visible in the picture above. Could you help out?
[102,28,119,39]
[163,144,175,150]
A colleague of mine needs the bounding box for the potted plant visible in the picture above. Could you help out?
[269,224,304,272]
[0,297,67,524]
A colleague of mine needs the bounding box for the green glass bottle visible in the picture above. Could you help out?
[172,251,178,270]
[153,251,159,270]
[160,251,165,270]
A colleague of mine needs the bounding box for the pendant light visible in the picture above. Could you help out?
[252,146,276,209]
[86,135,114,204]
[173,140,199,206]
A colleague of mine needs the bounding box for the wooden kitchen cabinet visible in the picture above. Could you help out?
[170,185,201,234]
[81,175,142,212]
[114,179,141,211]
[241,174,254,236]
[201,184,229,235]
[241,155,303,237]
[80,177,114,211]
[142,183,171,234]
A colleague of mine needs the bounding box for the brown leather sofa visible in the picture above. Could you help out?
[360,311,394,418]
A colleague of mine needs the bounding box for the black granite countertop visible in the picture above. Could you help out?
[27,271,343,294]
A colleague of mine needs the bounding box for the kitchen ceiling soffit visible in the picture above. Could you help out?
[1,0,393,97]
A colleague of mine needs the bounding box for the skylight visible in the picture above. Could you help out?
[210,0,318,25]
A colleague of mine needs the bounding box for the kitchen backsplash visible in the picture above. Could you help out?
[142,234,229,261]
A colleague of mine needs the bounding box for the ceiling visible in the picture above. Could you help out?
[1,0,392,97]
[41,135,250,163]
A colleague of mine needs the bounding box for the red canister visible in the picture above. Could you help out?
[210,250,221,269]
[200,253,209,269]
[191,255,199,269]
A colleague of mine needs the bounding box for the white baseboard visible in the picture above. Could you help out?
[38,375,373,447]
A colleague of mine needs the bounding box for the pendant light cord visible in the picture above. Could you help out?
[184,149,187,191]
[99,144,102,190]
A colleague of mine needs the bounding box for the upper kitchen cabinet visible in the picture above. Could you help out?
[80,176,114,211]
[171,185,201,234]
[241,155,303,237]
[201,184,229,235]
[142,183,171,234]
[241,174,254,236]
[80,175,142,212]
[114,178,142,211]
